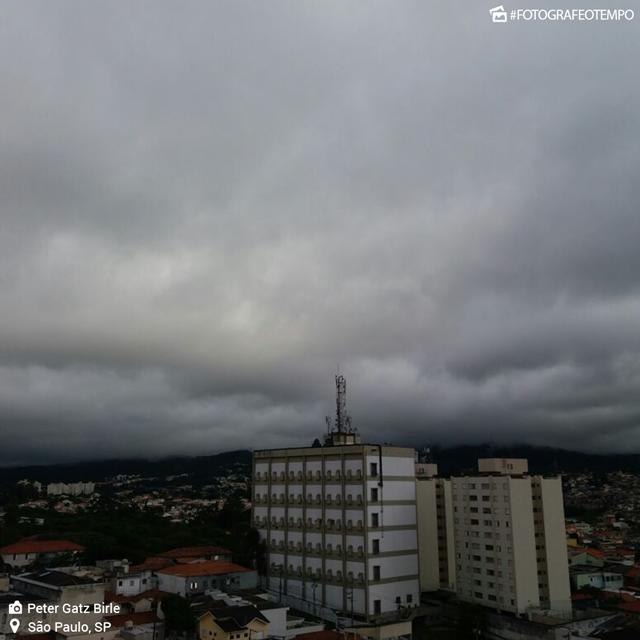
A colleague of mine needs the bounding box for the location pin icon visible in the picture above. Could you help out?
[10,619,20,633]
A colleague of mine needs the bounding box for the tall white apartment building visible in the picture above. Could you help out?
[252,377,419,625]
[416,458,571,617]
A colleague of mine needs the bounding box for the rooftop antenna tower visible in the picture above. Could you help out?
[325,372,360,446]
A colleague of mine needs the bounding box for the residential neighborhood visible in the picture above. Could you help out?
[3,440,640,639]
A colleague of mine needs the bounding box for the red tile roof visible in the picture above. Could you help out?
[129,558,174,573]
[156,560,252,577]
[0,539,84,555]
[155,546,231,559]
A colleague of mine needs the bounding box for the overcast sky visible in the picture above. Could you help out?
[1,1,639,465]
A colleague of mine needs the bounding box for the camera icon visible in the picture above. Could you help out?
[489,5,508,22]
[9,600,23,615]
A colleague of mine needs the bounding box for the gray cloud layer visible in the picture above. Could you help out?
[1,1,639,465]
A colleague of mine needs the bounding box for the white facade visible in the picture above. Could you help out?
[416,459,571,617]
[252,444,419,622]
[114,570,156,595]
[47,482,95,496]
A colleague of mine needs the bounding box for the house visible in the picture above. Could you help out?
[0,539,84,568]
[105,611,164,640]
[570,565,625,591]
[604,549,636,566]
[191,592,324,640]
[624,566,640,588]
[129,558,175,574]
[10,570,106,631]
[105,589,171,615]
[197,605,269,640]
[156,561,257,597]
[239,595,324,639]
[568,547,606,568]
[113,569,158,596]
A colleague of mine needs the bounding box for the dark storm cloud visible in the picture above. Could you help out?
[1,0,640,465]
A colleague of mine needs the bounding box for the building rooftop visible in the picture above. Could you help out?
[105,589,171,604]
[253,443,414,456]
[0,591,47,606]
[16,570,97,586]
[152,545,231,559]
[240,594,286,610]
[569,547,606,559]
[198,605,269,632]
[129,557,174,573]
[156,560,252,577]
[0,539,84,555]
[478,458,528,475]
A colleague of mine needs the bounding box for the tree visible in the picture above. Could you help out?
[236,527,266,574]
[161,594,196,634]
[455,603,488,639]
[217,493,247,531]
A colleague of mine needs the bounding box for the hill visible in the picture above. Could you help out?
[1,443,639,485]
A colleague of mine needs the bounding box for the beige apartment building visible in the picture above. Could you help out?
[416,458,571,617]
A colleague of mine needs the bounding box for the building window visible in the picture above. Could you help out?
[371,512,379,527]
[374,600,381,614]
[373,566,381,581]
[372,539,380,554]
[407,594,413,604]
[370,487,378,502]
[370,462,378,477]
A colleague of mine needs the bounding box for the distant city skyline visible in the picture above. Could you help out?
[1,2,639,465]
